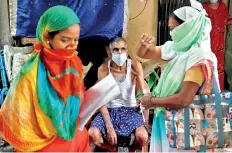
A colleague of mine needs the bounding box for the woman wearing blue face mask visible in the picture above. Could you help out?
[203,0,232,91]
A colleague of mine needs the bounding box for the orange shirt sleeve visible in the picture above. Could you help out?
[184,66,204,86]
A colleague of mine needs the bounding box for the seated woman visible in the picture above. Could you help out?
[0,6,90,152]
[137,0,219,152]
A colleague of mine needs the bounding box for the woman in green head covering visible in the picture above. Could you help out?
[0,5,90,152]
[136,0,219,152]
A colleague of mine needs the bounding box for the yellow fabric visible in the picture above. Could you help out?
[184,66,204,86]
[0,55,57,151]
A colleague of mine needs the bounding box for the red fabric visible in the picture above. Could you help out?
[203,2,229,35]
[34,43,83,99]
[215,51,225,73]
[203,2,229,91]
[37,128,90,152]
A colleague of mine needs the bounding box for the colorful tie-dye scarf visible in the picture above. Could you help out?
[0,6,83,151]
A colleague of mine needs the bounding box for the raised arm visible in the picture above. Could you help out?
[137,34,162,60]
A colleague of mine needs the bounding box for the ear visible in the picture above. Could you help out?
[43,31,51,43]
[107,50,112,58]
[105,46,112,58]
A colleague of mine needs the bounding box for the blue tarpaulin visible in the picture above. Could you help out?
[12,0,126,40]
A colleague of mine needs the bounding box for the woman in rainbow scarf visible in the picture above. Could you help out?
[0,6,90,152]
[137,0,219,152]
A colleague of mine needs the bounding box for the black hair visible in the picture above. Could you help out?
[47,31,60,49]
[169,13,184,25]
[48,31,60,39]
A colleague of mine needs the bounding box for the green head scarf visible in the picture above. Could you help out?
[149,1,218,152]
[36,5,80,45]
[170,6,210,52]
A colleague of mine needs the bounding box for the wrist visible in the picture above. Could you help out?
[149,96,153,105]
[142,89,150,95]
[106,126,114,133]
[106,123,113,129]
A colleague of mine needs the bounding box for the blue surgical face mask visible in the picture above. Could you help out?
[210,0,218,3]
[111,52,127,66]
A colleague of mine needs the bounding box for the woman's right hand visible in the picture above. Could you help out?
[137,33,161,60]
[140,33,155,48]
[106,126,117,145]
[140,93,153,109]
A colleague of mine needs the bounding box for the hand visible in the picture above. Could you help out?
[140,33,155,48]
[106,126,117,145]
[140,93,153,109]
